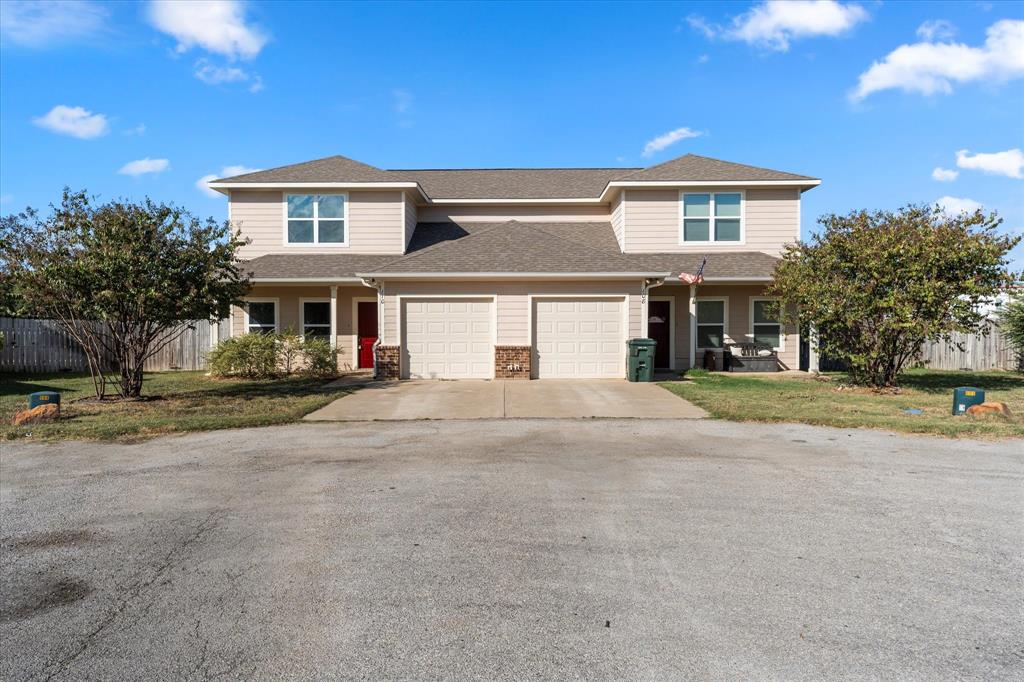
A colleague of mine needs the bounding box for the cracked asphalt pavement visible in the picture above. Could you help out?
[1,420,1022,680]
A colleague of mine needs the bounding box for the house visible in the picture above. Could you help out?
[209,153,820,379]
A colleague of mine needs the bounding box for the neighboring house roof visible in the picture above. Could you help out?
[213,153,819,200]
[243,221,781,280]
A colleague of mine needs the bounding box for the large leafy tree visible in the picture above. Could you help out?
[768,204,1019,387]
[1,190,250,398]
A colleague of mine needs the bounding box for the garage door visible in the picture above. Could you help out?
[533,297,625,378]
[403,298,493,379]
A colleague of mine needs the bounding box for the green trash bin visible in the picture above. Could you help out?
[626,338,657,382]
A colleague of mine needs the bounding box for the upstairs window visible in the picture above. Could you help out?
[285,193,347,245]
[752,298,783,350]
[681,192,743,243]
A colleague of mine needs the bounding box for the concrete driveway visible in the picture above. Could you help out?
[305,379,707,420]
[1,420,1021,680]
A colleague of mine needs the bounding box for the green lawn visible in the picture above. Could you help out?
[661,369,1024,439]
[1,371,358,442]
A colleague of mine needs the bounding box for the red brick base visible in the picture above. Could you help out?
[495,346,531,379]
[375,345,401,380]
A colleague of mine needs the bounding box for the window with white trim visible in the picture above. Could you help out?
[681,192,742,243]
[752,299,782,350]
[301,301,331,339]
[696,300,726,349]
[246,301,277,334]
[285,193,347,244]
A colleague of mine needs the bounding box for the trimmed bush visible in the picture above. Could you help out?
[301,337,336,377]
[207,331,338,379]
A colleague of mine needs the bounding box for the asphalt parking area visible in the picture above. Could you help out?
[1,420,1021,680]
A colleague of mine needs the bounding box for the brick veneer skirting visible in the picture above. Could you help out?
[495,346,532,379]
[375,345,401,380]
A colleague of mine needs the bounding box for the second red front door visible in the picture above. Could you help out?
[357,301,378,369]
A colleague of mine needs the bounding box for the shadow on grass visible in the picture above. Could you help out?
[897,370,1024,394]
[0,376,92,399]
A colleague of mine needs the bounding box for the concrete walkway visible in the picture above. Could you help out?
[304,379,707,420]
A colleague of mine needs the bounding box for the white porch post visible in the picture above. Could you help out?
[808,322,820,373]
[640,280,649,338]
[688,284,697,369]
[329,285,338,351]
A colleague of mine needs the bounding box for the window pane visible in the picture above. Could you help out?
[288,220,314,243]
[303,326,331,339]
[754,325,780,348]
[303,301,330,326]
[319,220,345,243]
[248,302,275,328]
[684,194,710,217]
[697,300,724,323]
[715,193,741,217]
[697,325,724,349]
[683,219,709,241]
[318,195,345,219]
[287,194,313,218]
[715,219,741,241]
[753,300,780,324]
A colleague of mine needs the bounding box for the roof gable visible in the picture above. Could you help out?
[614,154,817,183]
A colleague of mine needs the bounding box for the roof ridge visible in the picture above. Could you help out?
[216,154,385,182]
[612,153,697,182]
[376,222,512,269]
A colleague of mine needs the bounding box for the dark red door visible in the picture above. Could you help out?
[357,301,378,369]
[648,300,671,368]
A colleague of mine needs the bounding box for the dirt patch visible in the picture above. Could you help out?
[0,577,93,623]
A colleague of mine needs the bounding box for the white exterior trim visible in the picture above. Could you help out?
[679,190,746,245]
[282,191,350,248]
[396,294,498,379]
[650,295,676,370]
[242,297,280,334]
[250,277,364,284]
[599,179,820,203]
[298,297,331,340]
[695,296,730,352]
[749,296,786,353]
[357,272,671,280]
[210,181,429,203]
[351,296,377,369]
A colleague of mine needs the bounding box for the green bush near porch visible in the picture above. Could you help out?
[1,371,357,442]
[661,369,1024,439]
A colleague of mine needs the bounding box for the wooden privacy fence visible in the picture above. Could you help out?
[0,317,228,373]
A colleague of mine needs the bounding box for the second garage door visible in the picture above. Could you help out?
[533,297,625,378]
[403,298,494,379]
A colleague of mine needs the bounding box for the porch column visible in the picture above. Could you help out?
[688,284,697,369]
[329,285,338,350]
[808,322,820,373]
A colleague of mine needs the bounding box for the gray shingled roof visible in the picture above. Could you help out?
[215,153,817,199]
[243,221,781,279]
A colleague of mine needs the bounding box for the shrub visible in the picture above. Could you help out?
[301,337,336,377]
[208,333,278,378]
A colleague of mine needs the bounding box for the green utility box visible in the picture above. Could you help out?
[952,386,984,415]
[626,338,657,382]
[29,391,61,409]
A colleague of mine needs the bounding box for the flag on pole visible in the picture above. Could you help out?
[678,255,707,285]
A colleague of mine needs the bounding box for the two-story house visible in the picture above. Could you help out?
[209,153,820,379]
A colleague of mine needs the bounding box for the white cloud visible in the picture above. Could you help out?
[196,165,261,198]
[852,19,1024,100]
[32,105,109,139]
[642,127,703,158]
[118,158,170,177]
[0,0,107,47]
[916,19,956,42]
[124,123,147,136]
[697,53,710,64]
[392,89,413,114]
[955,148,1024,179]
[147,0,267,60]
[936,196,983,216]
[689,1,868,52]
[193,58,264,92]
[931,167,959,182]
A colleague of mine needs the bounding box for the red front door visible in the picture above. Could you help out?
[357,301,378,369]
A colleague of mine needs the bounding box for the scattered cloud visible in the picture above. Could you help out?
[392,89,414,114]
[124,123,147,136]
[697,53,710,64]
[642,127,703,158]
[0,0,107,47]
[32,105,109,139]
[956,148,1024,179]
[118,158,170,177]
[916,19,956,42]
[936,196,983,216]
[688,1,868,52]
[931,167,959,182]
[851,19,1024,100]
[193,58,263,92]
[147,0,267,60]
[196,165,261,198]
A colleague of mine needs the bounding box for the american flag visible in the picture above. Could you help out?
[678,256,707,285]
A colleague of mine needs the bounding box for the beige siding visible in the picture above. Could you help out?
[610,192,625,251]
[380,280,644,347]
[230,285,374,371]
[231,189,405,258]
[655,284,799,370]
[416,204,609,223]
[623,188,800,256]
[403,191,417,250]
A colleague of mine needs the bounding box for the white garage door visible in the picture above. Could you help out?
[533,297,625,378]
[403,298,494,379]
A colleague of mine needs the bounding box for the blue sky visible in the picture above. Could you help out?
[1,0,1022,268]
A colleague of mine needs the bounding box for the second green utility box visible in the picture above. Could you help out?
[952,386,985,415]
[627,338,657,382]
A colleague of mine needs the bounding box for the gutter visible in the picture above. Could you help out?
[353,271,673,280]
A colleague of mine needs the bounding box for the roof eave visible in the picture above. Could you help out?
[208,181,431,203]
[356,271,673,280]
[598,179,821,202]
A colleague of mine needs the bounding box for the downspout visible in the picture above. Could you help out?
[641,277,665,338]
[360,277,384,379]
